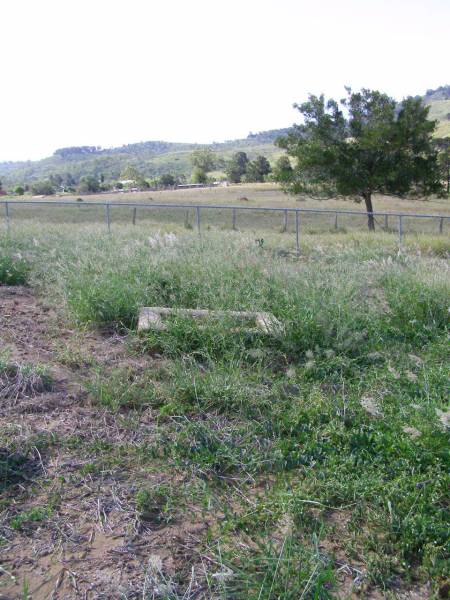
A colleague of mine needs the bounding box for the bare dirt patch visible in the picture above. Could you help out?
[0,287,209,599]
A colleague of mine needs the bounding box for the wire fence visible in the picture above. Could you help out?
[1,199,449,252]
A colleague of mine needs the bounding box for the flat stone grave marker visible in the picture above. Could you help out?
[137,307,283,336]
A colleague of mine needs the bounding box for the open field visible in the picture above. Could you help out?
[0,222,449,599]
[2,184,450,238]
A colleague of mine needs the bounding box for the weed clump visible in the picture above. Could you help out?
[135,483,176,524]
[0,357,52,400]
[0,254,29,285]
[10,507,52,530]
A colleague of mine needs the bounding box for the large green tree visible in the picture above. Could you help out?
[159,173,176,187]
[120,164,143,182]
[30,180,55,195]
[191,166,208,184]
[78,175,101,193]
[225,151,249,183]
[277,88,442,230]
[245,155,271,182]
[434,138,450,195]
[189,148,215,183]
[273,155,293,183]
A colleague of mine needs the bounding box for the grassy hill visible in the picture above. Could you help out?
[0,130,287,189]
[429,93,450,137]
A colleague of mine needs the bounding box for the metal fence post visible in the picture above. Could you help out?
[4,201,10,234]
[196,206,201,235]
[439,217,444,234]
[232,208,237,230]
[132,207,137,225]
[334,212,338,230]
[295,210,300,255]
[282,209,288,232]
[384,214,388,230]
[105,204,111,233]
[398,215,403,244]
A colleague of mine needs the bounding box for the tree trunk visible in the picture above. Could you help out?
[363,192,375,231]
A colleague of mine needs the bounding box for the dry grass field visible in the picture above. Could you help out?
[3,184,450,238]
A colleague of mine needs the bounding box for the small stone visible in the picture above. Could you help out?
[366,351,383,362]
[360,396,383,417]
[436,409,450,430]
[402,426,421,439]
[388,365,400,379]
[408,354,423,367]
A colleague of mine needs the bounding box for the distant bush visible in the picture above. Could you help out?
[77,176,100,193]
[191,167,207,184]
[14,186,25,196]
[159,173,175,187]
[30,180,55,195]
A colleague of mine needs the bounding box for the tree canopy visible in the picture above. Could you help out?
[245,155,271,182]
[434,138,450,195]
[189,148,216,183]
[30,180,55,195]
[78,175,101,193]
[189,148,216,172]
[272,155,293,184]
[158,173,176,187]
[225,152,249,183]
[277,88,442,229]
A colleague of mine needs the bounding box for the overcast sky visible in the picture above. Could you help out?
[1,0,449,161]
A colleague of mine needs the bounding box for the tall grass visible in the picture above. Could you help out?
[1,223,449,595]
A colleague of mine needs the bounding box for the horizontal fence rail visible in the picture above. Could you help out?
[1,199,449,253]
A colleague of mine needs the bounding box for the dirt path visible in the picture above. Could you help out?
[0,287,206,599]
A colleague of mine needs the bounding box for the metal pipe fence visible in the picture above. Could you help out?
[2,199,449,253]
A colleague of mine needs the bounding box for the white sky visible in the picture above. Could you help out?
[1,0,449,161]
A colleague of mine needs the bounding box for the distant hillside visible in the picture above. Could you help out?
[423,86,450,137]
[0,131,288,189]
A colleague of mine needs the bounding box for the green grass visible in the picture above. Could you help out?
[0,253,29,285]
[10,506,52,530]
[135,483,178,524]
[87,367,156,411]
[0,224,449,597]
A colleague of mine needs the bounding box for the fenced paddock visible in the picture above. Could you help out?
[1,199,449,252]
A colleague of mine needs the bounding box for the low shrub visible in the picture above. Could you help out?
[0,254,29,285]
